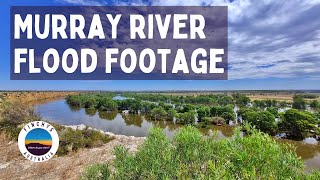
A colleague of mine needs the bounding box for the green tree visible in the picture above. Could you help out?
[310,100,319,108]
[84,98,97,108]
[175,111,196,125]
[221,112,235,124]
[151,107,167,120]
[292,95,306,110]
[98,98,118,111]
[267,107,279,117]
[197,106,210,121]
[241,109,277,135]
[167,108,176,120]
[279,109,318,140]
[253,100,266,109]
[66,95,82,107]
[232,93,250,106]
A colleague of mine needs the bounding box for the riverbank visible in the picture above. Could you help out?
[0,91,80,104]
[0,124,145,179]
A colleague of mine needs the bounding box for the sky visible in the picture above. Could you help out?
[25,128,52,141]
[0,0,320,91]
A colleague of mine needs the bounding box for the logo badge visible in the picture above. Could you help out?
[18,121,59,162]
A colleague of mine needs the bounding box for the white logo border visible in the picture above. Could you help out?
[18,121,59,162]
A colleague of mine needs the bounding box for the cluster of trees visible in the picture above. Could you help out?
[292,95,306,110]
[252,99,289,109]
[239,108,278,135]
[279,109,319,140]
[123,93,244,106]
[66,93,320,140]
[310,100,320,108]
[239,106,320,139]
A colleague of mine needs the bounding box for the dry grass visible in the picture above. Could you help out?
[0,131,9,145]
[247,94,294,101]
[0,133,22,162]
[2,91,81,104]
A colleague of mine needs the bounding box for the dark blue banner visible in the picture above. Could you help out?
[11,6,228,80]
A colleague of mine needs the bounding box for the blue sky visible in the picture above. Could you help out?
[1,0,320,90]
[25,128,52,141]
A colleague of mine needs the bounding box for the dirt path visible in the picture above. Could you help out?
[0,133,145,180]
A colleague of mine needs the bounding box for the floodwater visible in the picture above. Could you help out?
[35,99,320,172]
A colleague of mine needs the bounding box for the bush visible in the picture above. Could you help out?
[0,102,41,139]
[57,128,113,156]
[108,126,310,179]
[82,164,110,180]
[202,116,225,125]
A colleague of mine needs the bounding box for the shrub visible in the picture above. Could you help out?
[0,102,41,139]
[211,116,226,125]
[82,164,110,180]
[109,126,308,179]
[57,128,113,156]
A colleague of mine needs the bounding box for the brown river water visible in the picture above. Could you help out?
[35,99,320,172]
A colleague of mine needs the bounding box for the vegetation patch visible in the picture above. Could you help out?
[83,126,320,179]
[66,93,320,140]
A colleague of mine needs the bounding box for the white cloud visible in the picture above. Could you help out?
[57,0,103,6]
[56,0,320,80]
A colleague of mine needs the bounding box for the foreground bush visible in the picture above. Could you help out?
[82,164,110,180]
[87,126,320,179]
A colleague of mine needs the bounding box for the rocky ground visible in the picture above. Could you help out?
[0,125,145,180]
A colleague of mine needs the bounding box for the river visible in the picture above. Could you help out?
[35,99,320,172]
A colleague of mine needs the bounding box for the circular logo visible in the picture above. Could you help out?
[18,121,59,162]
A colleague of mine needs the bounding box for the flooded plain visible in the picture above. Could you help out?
[36,99,320,172]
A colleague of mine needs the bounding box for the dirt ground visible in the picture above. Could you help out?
[0,133,145,180]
